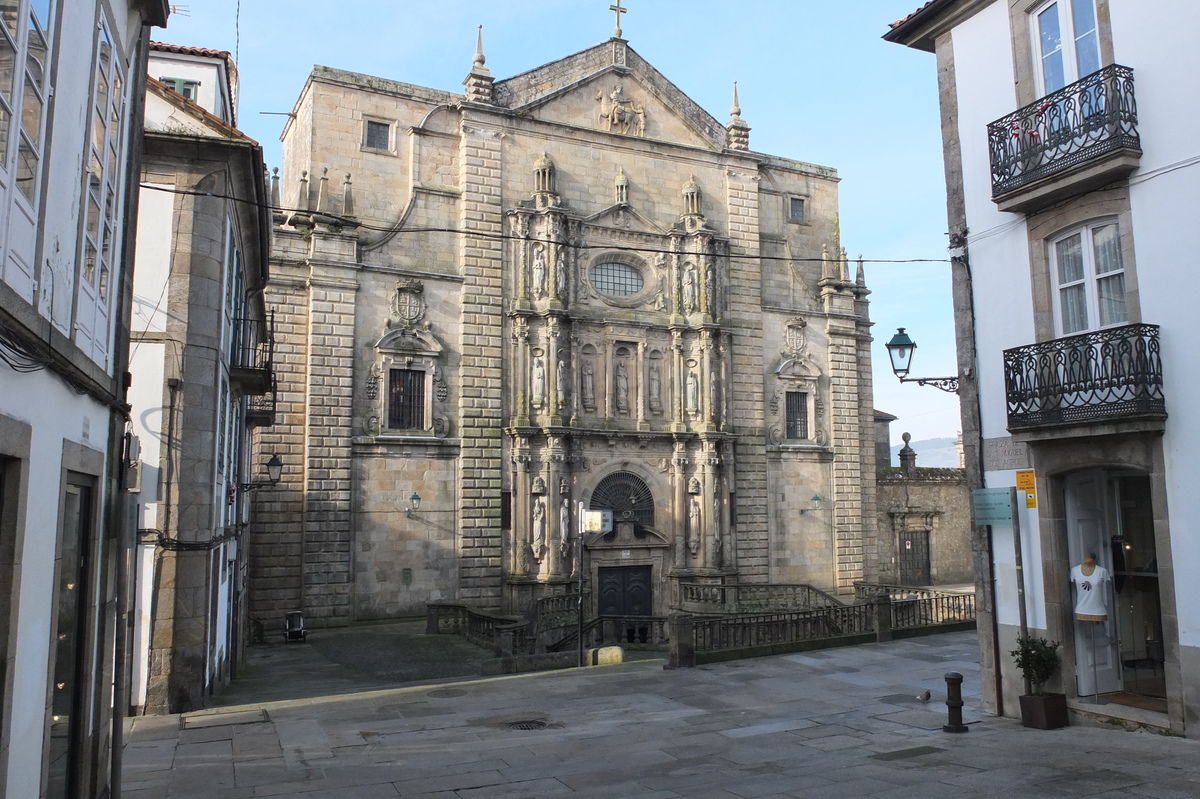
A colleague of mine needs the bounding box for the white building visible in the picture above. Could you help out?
[0,1,168,796]
[887,0,1200,735]
[128,42,272,714]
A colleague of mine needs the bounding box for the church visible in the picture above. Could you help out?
[253,16,878,627]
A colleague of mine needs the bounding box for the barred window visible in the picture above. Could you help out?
[364,119,390,150]
[590,261,644,297]
[388,369,425,430]
[785,391,808,440]
[789,197,805,223]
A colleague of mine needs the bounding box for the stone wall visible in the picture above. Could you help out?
[876,466,973,585]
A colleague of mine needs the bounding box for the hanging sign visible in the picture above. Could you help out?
[583,510,613,533]
[972,487,1014,526]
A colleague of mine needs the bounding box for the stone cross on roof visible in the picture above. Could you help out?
[610,0,627,38]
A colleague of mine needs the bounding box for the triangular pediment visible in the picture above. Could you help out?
[493,42,726,151]
[584,203,667,236]
[144,81,253,142]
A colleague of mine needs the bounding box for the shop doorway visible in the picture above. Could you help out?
[1064,469,1163,704]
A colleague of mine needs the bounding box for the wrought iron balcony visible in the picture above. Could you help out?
[1003,324,1165,430]
[229,311,274,395]
[246,376,276,428]
[988,65,1140,211]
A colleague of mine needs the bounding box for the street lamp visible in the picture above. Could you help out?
[240,453,283,491]
[406,492,421,517]
[800,494,822,514]
[884,328,960,394]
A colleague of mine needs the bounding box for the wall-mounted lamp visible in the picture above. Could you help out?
[240,454,283,491]
[884,328,959,394]
[800,494,823,514]
[406,491,422,517]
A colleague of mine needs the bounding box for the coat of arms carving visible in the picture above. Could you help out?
[392,279,426,325]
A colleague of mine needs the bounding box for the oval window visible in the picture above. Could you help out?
[590,261,644,297]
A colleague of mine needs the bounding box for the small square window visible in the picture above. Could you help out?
[789,197,806,223]
[364,119,390,150]
[159,77,199,101]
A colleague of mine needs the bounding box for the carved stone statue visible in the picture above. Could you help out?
[581,358,595,409]
[559,498,571,556]
[597,83,646,136]
[649,364,662,409]
[615,361,629,413]
[532,245,546,300]
[688,498,701,555]
[555,252,568,300]
[532,475,546,494]
[686,371,699,414]
[556,358,568,408]
[532,357,546,408]
[682,266,697,314]
[531,498,546,562]
[705,260,716,313]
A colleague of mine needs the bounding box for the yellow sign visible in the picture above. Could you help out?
[1015,469,1036,490]
[1025,490,1037,509]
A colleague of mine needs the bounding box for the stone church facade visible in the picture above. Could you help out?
[254,33,877,626]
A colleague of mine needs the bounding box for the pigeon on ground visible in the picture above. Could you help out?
[917,690,931,703]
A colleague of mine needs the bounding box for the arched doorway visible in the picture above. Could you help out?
[587,471,664,628]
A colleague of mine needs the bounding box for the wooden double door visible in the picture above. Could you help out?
[598,565,652,643]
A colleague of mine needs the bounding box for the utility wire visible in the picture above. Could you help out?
[138,183,951,266]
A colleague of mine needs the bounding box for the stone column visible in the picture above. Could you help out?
[604,342,614,425]
[702,331,715,431]
[513,321,530,426]
[513,214,529,309]
[672,444,688,569]
[569,335,581,427]
[548,319,561,426]
[636,341,648,431]
[702,444,719,568]
[672,332,686,433]
[512,451,531,577]
[547,438,565,578]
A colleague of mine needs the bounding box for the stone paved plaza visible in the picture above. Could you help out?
[122,630,1200,798]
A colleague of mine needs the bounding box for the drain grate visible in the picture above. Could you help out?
[427,688,467,698]
[507,719,548,731]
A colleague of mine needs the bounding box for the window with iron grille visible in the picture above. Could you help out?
[590,261,644,297]
[785,391,808,440]
[388,369,425,430]
[364,119,390,150]
[788,197,805,223]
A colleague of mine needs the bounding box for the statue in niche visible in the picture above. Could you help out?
[556,358,569,409]
[555,252,568,300]
[532,357,546,408]
[581,358,595,408]
[649,364,662,409]
[615,361,629,413]
[688,498,701,555]
[654,251,667,270]
[682,266,697,314]
[686,371,699,414]
[559,498,571,557]
[532,245,546,300]
[531,498,546,562]
[713,493,723,564]
[559,476,569,495]
[654,292,668,311]
[532,475,547,494]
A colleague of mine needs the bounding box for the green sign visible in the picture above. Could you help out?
[972,487,1013,526]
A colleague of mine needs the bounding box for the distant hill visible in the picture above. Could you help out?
[888,437,960,469]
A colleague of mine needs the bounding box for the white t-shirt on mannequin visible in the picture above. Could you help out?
[1071,564,1109,621]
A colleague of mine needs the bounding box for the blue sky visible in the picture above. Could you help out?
[161,0,962,442]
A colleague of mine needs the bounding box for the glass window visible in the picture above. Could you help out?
[1035,0,1101,94]
[1050,221,1126,336]
[789,197,805,223]
[785,391,808,440]
[590,261,644,297]
[364,119,389,150]
[388,369,425,430]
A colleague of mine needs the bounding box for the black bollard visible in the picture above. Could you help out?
[943,671,969,733]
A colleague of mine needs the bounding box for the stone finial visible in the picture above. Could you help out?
[856,255,865,286]
[683,175,701,215]
[287,170,314,229]
[899,432,917,474]
[534,152,555,194]
[342,173,355,217]
[316,167,330,214]
[270,166,286,225]
[820,243,831,280]
[463,25,495,105]
[615,170,628,204]
[726,81,750,151]
[297,170,310,211]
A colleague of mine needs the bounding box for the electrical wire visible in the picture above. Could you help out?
[138,183,951,266]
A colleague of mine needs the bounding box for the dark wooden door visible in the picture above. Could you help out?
[898,530,932,586]
[599,565,651,616]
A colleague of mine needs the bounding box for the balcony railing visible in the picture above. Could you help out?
[230,311,274,395]
[1003,323,1165,429]
[988,64,1139,199]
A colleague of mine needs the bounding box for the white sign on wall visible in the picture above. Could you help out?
[582,510,613,533]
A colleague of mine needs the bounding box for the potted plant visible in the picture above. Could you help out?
[1010,636,1068,729]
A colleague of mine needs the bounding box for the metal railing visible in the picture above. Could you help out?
[987,64,1139,197]
[230,312,275,396]
[854,582,968,602]
[549,615,670,652]
[891,594,976,629]
[679,582,843,614]
[1003,323,1165,429]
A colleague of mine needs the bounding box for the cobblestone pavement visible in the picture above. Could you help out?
[124,630,1200,798]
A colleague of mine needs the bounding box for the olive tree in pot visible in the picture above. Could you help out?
[1010,636,1068,729]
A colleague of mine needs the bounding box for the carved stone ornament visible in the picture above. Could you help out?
[596,82,646,136]
[532,476,547,495]
[392,279,426,325]
[688,477,701,495]
[364,415,381,436]
[784,319,807,355]
[365,363,382,400]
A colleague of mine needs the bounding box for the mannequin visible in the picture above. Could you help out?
[1070,554,1109,621]
[1070,553,1110,703]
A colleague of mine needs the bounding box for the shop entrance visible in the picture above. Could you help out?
[1064,469,1163,704]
